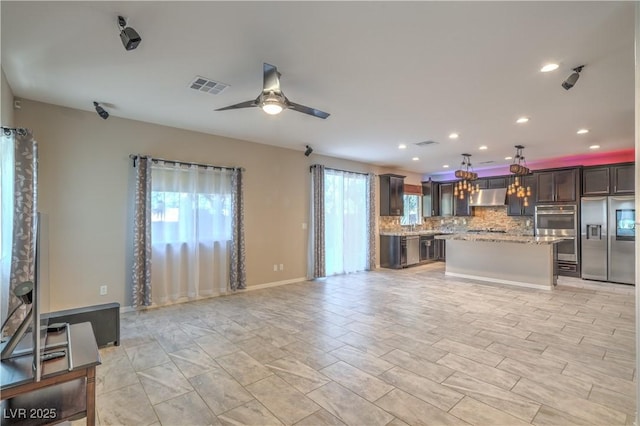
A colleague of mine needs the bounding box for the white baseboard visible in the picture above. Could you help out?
[238,277,308,292]
[445,271,553,291]
[121,277,309,311]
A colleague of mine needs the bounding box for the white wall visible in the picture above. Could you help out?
[14,99,421,311]
[635,3,639,423]
[1,68,14,126]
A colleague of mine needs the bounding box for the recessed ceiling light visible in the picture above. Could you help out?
[589,145,600,150]
[540,63,559,73]
[479,145,488,150]
[443,164,450,168]
[412,157,419,161]
[449,133,459,139]
[577,129,589,135]
[504,156,513,160]
[398,144,407,149]
[516,117,529,124]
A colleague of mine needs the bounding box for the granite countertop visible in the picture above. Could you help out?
[379,230,449,236]
[434,233,566,245]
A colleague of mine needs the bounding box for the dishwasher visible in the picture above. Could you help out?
[405,235,420,266]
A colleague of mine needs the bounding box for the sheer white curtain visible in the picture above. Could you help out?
[150,162,233,304]
[0,133,15,322]
[324,169,368,275]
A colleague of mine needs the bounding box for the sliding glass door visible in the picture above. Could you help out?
[324,169,368,275]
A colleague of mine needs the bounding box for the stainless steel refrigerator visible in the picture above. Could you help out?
[581,196,635,284]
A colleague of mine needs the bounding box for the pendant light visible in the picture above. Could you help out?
[507,145,532,206]
[454,154,479,200]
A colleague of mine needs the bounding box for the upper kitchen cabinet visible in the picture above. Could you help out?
[611,163,634,194]
[582,163,634,195]
[582,166,610,195]
[421,180,440,217]
[439,183,454,217]
[507,174,536,216]
[438,181,470,216]
[454,191,471,216]
[536,168,579,203]
[380,174,405,216]
[477,176,508,190]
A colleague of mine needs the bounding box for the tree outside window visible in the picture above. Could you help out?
[401,194,422,226]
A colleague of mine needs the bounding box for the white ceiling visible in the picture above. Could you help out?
[1,1,635,176]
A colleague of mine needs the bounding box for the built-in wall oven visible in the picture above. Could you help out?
[535,204,578,262]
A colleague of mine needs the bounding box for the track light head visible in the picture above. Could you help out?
[304,145,313,157]
[117,15,142,51]
[562,65,584,91]
[94,101,109,120]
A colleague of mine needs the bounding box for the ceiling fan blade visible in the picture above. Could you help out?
[263,63,281,94]
[215,100,257,111]
[288,101,330,119]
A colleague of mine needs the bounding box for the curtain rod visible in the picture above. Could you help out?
[1,126,30,136]
[309,164,371,177]
[129,154,244,171]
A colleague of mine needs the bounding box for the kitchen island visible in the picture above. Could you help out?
[435,233,565,290]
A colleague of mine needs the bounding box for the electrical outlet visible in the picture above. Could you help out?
[100,285,108,296]
[273,264,278,271]
[279,264,284,271]
[302,222,307,230]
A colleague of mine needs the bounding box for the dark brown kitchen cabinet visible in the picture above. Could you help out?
[380,235,404,268]
[439,183,454,217]
[611,164,634,194]
[439,181,470,216]
[582,167,610,195]
[380,174,405,216]
[536,168,578,203]
[582,163,634,195]
[421,180,440,217]
[507,174,536,216]
[487,177,507,188]
[476,177,506,189]
[454,191,471,216]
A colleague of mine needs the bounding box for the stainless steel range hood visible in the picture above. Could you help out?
[469,188,508,206]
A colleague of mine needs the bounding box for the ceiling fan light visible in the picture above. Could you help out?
[262,102,283,115]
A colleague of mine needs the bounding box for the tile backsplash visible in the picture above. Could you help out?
[379,206,534,235]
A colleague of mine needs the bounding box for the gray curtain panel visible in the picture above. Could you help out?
[230,168,246,291]
[7,130,38,334]
[308,164,325,279]
[132,156,152,307]
[366,173,376,270]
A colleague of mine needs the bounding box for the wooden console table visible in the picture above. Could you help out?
[1,322,101,425]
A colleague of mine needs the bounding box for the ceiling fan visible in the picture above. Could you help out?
[215,63,330,119]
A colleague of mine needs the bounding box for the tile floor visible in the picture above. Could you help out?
[87,263,636,425]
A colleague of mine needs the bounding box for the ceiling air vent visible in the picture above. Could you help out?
[414,140,439,147]
[189,76,229,95]
[479,160,495,164]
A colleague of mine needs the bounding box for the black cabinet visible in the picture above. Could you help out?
[582,163,634,195]
[380,174,405,216]
[419,236,436,261]
[611,164,634,194]
[477,177,507,189]
[582,167,610,195]
[454,192,471,216]
[435,238,446,261]
[507,174,536,216]
[439,183,454,217]
[421,180,440,217]
[380,235,404,268]
[536,168,578,203]
[438,181,470,216]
